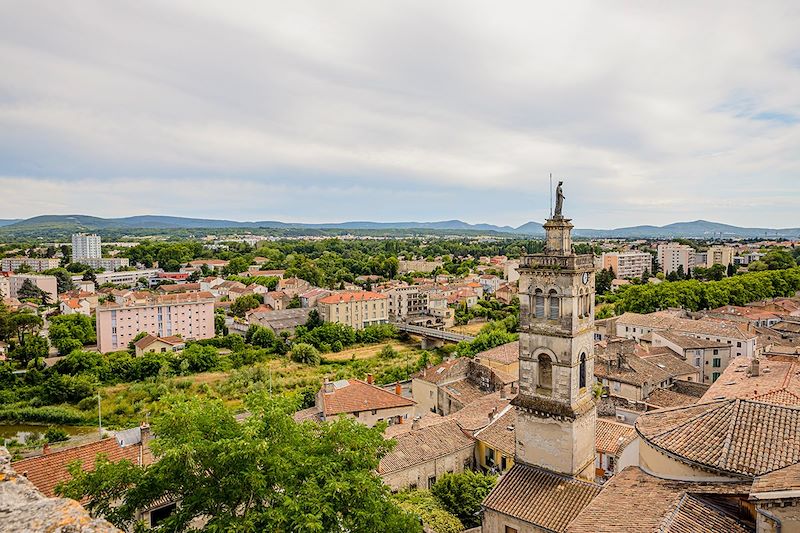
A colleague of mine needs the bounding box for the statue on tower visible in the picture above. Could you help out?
[554,180,565,217]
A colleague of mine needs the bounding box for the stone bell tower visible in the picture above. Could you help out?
[512,189,597,480]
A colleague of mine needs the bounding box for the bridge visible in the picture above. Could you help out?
[395,323,475,349]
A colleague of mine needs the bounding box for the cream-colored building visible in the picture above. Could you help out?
[0,276,9,298]
[8,274,58,303]
[1,257,60,272]
[705,245,734,268]
[386,285,427,321]
[318,291,388,330]
[656,243,695,275]
[601,251,653,279]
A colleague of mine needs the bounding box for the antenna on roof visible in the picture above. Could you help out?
[549,173,553,218]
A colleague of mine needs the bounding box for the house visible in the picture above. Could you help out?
[156,282,201,294]
[299,287,331,308]
[474,341,519,377]
[59,297,92,316]
[277,277,311,297]
[296,375,415,427]
[378,419,474,491]
[650,331,732,383]
[479,274,502,294]
[133,334,186,356]
[494,282,518,304]
[263,290,291,311]
[594,340,674,401]
[318,291,389,330]
[474,405,516,474]
[593,419,637,484]
[187,259,229,272]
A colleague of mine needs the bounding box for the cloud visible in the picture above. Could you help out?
[0,0,799,227]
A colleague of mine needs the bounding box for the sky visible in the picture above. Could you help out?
[1,1,799,229]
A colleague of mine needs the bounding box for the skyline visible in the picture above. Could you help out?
[2,1,799,226]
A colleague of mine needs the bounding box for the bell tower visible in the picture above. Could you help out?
[512,190,596,480]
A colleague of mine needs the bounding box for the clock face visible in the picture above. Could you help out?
[582,272,590,285]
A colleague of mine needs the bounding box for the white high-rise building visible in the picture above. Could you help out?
[657,243,696,275]
[71,233,102,262]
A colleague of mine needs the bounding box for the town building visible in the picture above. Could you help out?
[478,274,502,294]
[701,355,800,406]
[593,419,637,484]
[71,233,102,261]
[651,330,733,383]
[8,274,58,303]
[96,291,215,353]
[93,268,161,287]
[386,285,428,321]
[0,275,9,298]
[186,259,229,272]
[82,257,131,270]
[133,334,186,356]
[656,242,695,275]
[601,251,653,279]
[299,287,331,308]
[705,244,734,268]
[1,257,61,272]
[318,291,388,330]
[398,259,443,274]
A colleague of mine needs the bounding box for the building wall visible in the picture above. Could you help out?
[94,269,161,286]
[482,509,548,533]
[756,502,800,533]
[319,297,388,330]
[706,245,734,268]
[9,275,58,303]
[0,277,10,298]
[476,439,514,473]
[96,299,214,353]
[657,243,695,275]
[638,439,738,482]
[71,233,102,261]
[602,252,653,279]
[616,320,753,359]
[1,257,61,272]
[515,409,596,481]
[411,378,438,415]
[381,446,473,491]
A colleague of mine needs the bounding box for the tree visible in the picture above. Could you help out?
[640,269,651,284]
[595,268,614,295]
[57,395,421,532]
[290,342,321,365]
[305,309,323,330]
[17,278,50,304]
[43,268,75,293]
[222,256,250,276]
[727,263,735,277]
[762,249,797,270]
[287,294,301,309]
[49,314,96,355]
[231,294,263,317]
[127,331,149,354]
[431,471,497,528]
[247,325,277,350]
[82,270,97,283]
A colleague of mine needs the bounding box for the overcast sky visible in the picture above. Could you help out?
[1,1,799,228]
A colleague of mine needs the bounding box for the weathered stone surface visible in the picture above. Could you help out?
[0,447,121,533]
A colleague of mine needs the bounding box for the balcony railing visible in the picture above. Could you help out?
[521,254,594,270]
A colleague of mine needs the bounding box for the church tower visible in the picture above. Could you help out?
[512,191,597,480]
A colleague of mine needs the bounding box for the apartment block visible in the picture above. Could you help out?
[93,269,161,286]
[705,245,734,268]
[8,274,58,303]
[96,291,215,353]
[656,243,696,275]
[82,257,130,270]
[71,233,102,261]
[601,251,653,279]
[1,257,61,273]
[387,285,428,321]
[318,291,388,330]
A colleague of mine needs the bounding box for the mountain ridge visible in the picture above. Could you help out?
[1,215,798,238]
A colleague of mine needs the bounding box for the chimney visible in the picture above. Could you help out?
[412,417,420,430]
[42,443,50,455]
[500,387,507,399]
[488,407,497,422]
[751,357,760,377]
[510,383,518,394]
[324,378,334,394]
[367,373,374,385]
[395,382,402,396]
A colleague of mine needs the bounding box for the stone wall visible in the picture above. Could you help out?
[0,447,120,533]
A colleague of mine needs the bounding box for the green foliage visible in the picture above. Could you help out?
[0,405,92,425]
[431,471,497,528]
[392,490,462,533]
[455,318,517,357]
[615,267,800,313]
[44,426,70,443]
[287,294,302,309]
[595,267,615,294]
[49,314,96,355]
[379,344,398,359]
[17,278,50,304]
[299,322,357,351]
[43,267,75,293]
[231,293,263,317]
[227,274,279,289]
[290,343,321,365]
[180,344,220,373]
[57,394,422,532]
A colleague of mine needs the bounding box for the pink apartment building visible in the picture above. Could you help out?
[96,291,215,353]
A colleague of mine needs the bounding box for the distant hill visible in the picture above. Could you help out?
[0,219,20,227]
[1,215,798,239]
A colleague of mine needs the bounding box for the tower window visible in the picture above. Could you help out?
[548,290,559,319]
[538,353,553,393]
[579,353,587,389]
[535,289,545,318]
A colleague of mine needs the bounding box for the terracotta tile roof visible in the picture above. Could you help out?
[750,460,800,496]
[412,358,467,384]
[441,378,486,406]
[446,391,513,433]
[616,312,757,340]
[567,466,753,533]
[379,419,474,475]
[292,406,323,423]
[652,331,730,350]
[156,282,200,293]
[383,412,445,438]
[595,419,636,455]
[318,291,387,304]
[483,463,601,532]
[646,388,699,409]
[133,334,184,350]
[640,352,699,378]
[474,406,516,456]
[701,356,800,406]
[595,352,672,387]
[12,438,145,498]
[636,399,800,477]
[475,341,519,365]
[321,379,414,417]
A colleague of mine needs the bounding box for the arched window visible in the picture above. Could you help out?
[548,290,559,319]
[534,289,545,318]
[538,353,552,392]
[579,352,587,389]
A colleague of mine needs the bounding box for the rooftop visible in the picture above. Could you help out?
[645,387,700,409]
[595,419,636,456]
[483,463,602,532]
[652,330,731,350]
[616,312,757,340]
[636,399,800,477]
[701,356,800,406]
[318,291,387,304]
[321,379,414,417]
[474,406,516,456]
[379,419,473,475]
[475,341,519,365]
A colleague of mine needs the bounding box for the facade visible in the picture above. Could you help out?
[1,257,60,272]
[8,274,58,303]
[318,291,388,330]
[656,243,695,275]
[651,331,732,383]
[133,334,186,356]
[386,285,427,321]
[93,268,161,286]
[304,377,415,427]
[82,257,130,270]
[0,276,9,298]
[705,245,734,268]
[601,251,653,279]
[71,233,102,261]
[398,259,443,274]
[96,291,215,353]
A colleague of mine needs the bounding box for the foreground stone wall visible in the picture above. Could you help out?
[0,447,121,533]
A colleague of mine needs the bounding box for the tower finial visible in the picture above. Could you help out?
[554,180,565,218]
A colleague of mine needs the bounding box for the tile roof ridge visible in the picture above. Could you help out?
[657,492,689,533]
[638,399,733,440]
[13,436,119,464]
[523,463,602,489]
[717,399,742,472]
